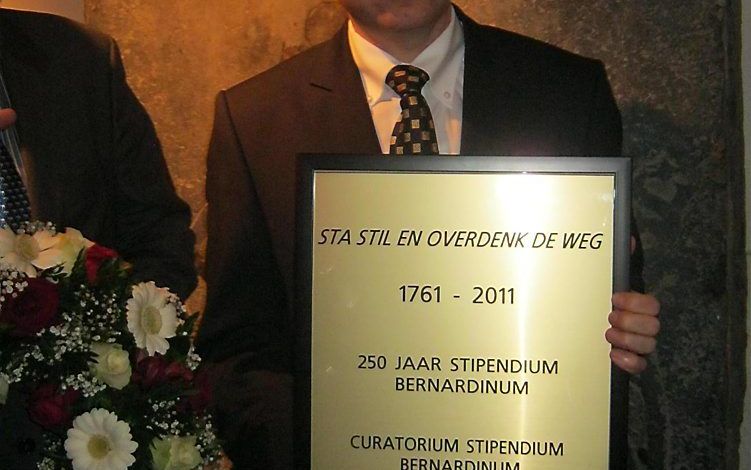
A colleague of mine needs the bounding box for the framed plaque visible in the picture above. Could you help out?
[295,155,631,470]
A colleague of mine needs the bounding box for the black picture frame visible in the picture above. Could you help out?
[294,154,631,470]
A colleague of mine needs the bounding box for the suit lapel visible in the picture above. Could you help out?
[457,9,519,156]
[300,13,530,157]
[303,26,381,155]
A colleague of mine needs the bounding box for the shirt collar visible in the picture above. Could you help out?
[348,7,464,109]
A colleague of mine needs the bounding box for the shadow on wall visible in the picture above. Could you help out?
[621,100,731,470]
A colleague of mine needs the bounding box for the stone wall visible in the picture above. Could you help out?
[84,1,746,468]
[3,0,83,21]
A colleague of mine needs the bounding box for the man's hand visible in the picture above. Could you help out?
[0,108,16,130]
[606,291,660,374]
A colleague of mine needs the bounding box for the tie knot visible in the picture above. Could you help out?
[386,64,430,97]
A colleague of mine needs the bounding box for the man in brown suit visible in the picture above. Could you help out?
[197,1,660,468]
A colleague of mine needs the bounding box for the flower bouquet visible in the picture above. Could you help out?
[0,222,222,470]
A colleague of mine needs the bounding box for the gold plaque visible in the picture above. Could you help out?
[295,156,631,470]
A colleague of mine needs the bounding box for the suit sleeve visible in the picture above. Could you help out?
[585,61,623,156]
[106,39,197,299]
[196,90,290,371]
[195,91,294,470]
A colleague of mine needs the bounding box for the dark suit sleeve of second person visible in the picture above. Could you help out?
[197,90,291,371]
[105,39,197,299]
[195,91,295,470]
[584,60,623,157]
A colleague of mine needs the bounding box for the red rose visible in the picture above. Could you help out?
[84,244,118,283]
[28,384,80,430]
[132,355,169,389]
[165,362,193,383]
[0,278,60,337]
[187,368,212,413]
[176,367,212,414]
[133,354,197,390]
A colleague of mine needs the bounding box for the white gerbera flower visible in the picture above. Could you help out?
[64,408,138,470]
[0,226,63,276]
[126,282,178,356]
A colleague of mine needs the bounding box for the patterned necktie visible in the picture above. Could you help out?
[0,138,30,230]
[386,64,439,155]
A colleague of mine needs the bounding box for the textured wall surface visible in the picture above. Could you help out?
[85,0,347,311]
[741,0,751,466]
[84,1,746,468]
[3,0,84,21]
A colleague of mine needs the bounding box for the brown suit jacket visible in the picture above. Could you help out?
[197,9,624,469]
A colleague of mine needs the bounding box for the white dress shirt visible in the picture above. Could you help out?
[348,8,465,155]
